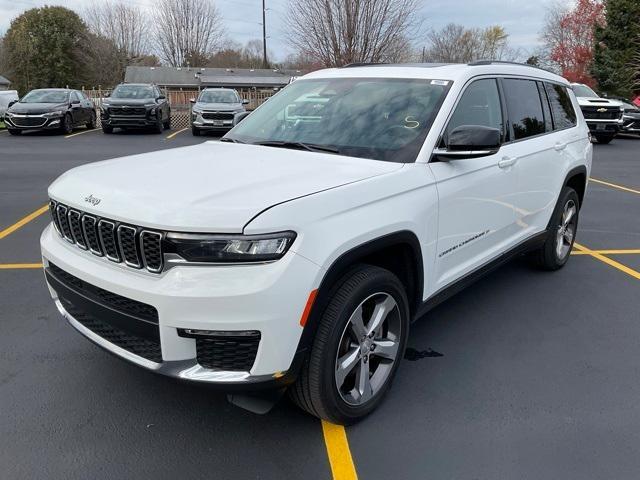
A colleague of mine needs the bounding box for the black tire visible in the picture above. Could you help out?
[192,126,201,136]
[61,114,73,134]
[86,112,96,130]
[8,129,21,135]
[289,265,410,424]
[163,112,171,130]
[532,186,580,270]
[595,134,614,144]
[102,125,113,134]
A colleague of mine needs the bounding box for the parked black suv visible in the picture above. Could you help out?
[100,84,171,134]
[4,88,96,135]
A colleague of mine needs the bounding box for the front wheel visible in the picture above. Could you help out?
[102,125,113,134]
[192,126,201,136]
[163,113,171,130]
[532,186,580,270]
[594,134,614,144]
[8,129,21,135]
[86,112,96,130]
[61,114,73,134]
[289,265,409,424]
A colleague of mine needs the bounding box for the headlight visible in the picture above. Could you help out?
[165,231,296,263]
[145,103,157,107]
[44,110,64,117]
[192,107,203,115]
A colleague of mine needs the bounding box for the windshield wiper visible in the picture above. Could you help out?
[253,141,340,154]
[220,137,245,144]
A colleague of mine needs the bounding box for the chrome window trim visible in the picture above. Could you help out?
[140,230,164,273]
[98,219,121,263]
[117,225,142,269]
[68,209,88,250]
[81,214,104,257]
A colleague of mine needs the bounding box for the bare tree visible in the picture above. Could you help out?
[285,0,420,67]
[154,0,225,67]
[423,23,521,63]
[84,1,151,60]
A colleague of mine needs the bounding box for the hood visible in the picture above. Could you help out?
[9,102,66,114]
[576,96,623,108]
[103,98,155,106]
[49,142,403,232]
[195,102,243,111]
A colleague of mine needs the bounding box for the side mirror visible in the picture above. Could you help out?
[157,95,166,100]
[242,99,249,105]
[71,99,80,105]
[189,98,196,104]
[434,125,501,160]
[8,100,17,108]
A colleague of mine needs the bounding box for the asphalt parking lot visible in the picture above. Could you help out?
[1,126,639,479]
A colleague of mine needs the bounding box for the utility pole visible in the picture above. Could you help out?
[262,0,268,69]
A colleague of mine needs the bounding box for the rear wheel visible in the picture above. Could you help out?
[532,186,579,270]
[8,129,21,135]
[289,265,409,424]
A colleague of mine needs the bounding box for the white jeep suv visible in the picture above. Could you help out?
[41,62,591,424]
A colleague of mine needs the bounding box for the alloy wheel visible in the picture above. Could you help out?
[556,199,577,260]
[334,292,402,406]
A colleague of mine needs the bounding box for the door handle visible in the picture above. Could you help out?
[554,142,568,151]
[498,156,518,168]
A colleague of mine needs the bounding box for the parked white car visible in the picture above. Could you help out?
[0,89,19,118]
[572,83,624,144]
[41,61,591,424]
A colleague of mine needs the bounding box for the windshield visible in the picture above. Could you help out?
[21,90,69,104]
[573,84,598,98]
[199,90,239,103]
[226,78,450,162]
[111,85,155,99]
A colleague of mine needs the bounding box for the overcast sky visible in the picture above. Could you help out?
[0,0,566,61]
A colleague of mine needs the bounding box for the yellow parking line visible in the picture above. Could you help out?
[574,242,640,280]
[572,249,640,255]
[65,128,99,139]
[166,128,188,140]
[0,263,43,270]
[0,204,49,240]
[321,421,358,480]
[590,177,640,195]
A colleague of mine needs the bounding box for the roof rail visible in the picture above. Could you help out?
[341,62,388,68]
[468,60,555,74]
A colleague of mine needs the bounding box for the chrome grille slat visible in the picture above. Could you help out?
[117,225,142,269]
[49,200,163,273]
[56,205,74,243]
[81,215,103,256]
[98,220,120,262]
[140,231,163,273]
[68,210,87,250]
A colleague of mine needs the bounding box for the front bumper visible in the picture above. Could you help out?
[621,116,640,133]
[191,112,236,130]
[41,224,322,388]
[585,119,621,134]
[4,114,63,130]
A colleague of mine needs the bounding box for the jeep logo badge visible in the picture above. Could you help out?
[84,194,101,206]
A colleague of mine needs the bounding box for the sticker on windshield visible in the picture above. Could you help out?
[431,80,449,85]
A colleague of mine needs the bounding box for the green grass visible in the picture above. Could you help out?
[0,120,5,130]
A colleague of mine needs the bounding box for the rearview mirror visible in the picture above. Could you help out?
[434,125,501,160]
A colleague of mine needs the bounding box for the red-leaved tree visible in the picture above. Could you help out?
[542,0,605,86]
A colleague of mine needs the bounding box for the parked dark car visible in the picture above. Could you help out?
[611,97,640,135]
[190,88,249,136]
[4,89,96,135]
[100,83,171,134]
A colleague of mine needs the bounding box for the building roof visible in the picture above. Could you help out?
[124,66,295,88]
[0,75,11,85]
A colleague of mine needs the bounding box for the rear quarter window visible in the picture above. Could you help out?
[545,83,577,129]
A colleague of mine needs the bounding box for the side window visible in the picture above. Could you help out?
[537,82,553,132]
[71,91,80,102]
[545,83,577,130]
[445,79,503,142]
[502,79,546,140]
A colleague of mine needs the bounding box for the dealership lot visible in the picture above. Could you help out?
[1,129,639,479]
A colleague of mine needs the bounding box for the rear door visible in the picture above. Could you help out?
[429,78,519,288]
[70,91,85,124]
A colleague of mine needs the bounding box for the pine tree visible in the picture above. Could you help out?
[593,0,640,96]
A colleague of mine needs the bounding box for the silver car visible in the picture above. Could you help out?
[190,88,249,136]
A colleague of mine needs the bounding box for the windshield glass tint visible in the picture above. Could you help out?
[227,78,451,162]
[111,85,155,99]
[573,85,598,98]
[199,90,238,103]
[22,90,69,103]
